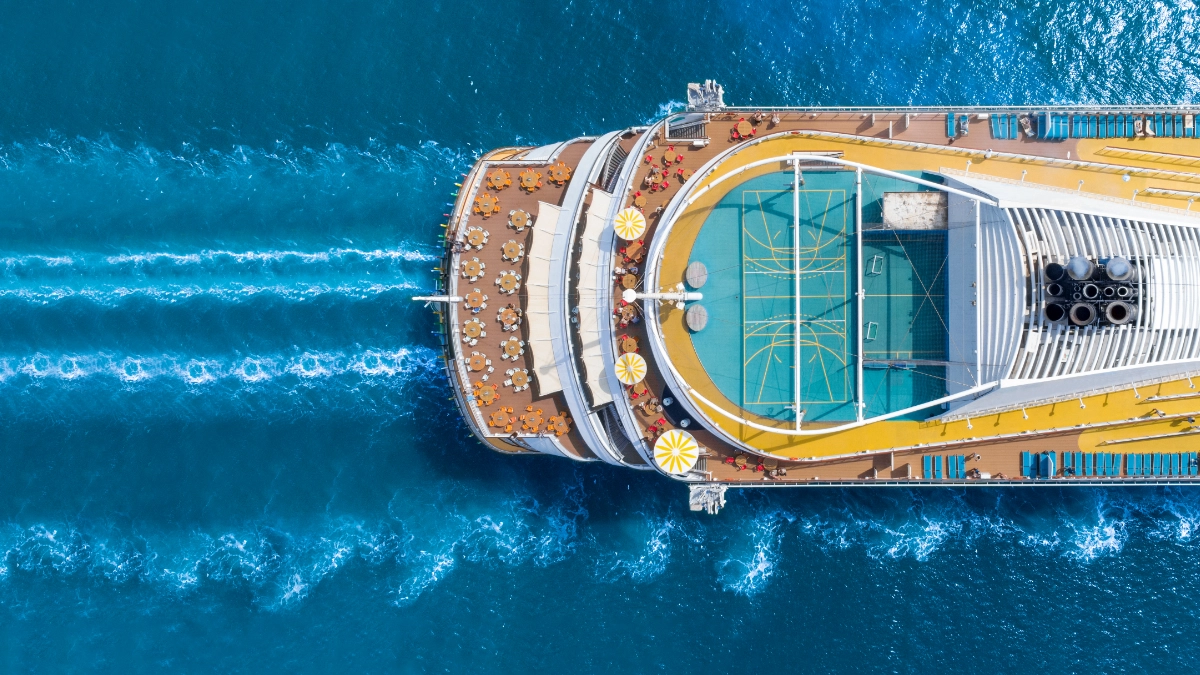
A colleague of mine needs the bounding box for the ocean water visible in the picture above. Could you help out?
[2,0,1200,671]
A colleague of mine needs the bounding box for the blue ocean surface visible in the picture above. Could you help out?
[1,0,1200,671]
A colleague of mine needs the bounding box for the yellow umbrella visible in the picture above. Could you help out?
[614,352,647,385]
[654,429,699,474]
[613,207,647,241]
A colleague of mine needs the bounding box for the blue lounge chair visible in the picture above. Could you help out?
[1021,452,1032,478]
[1075,452,1084,476]
[1176,115,1184,137]
[957,455,967,478]
[1173,453,1182,476]
[1109,115,1118,138]
[991,115,1003,139]
[935,455,944,479]
[960,115,971,137]
[1130,454,1141,476]
[1190,452,1198,476]
[1156,114,1166,137]
[1155,453,1163,476]
[1061,451,1073,475]
[1083,452,1092,476]
[1043,452,1056,478]
[924,455,932,478]
[1113,453,1124,476]
[947,113,957,138]
[1098,452,1109,476]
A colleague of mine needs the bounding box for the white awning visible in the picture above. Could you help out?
[526,201,563,395]
[579,189,615,405]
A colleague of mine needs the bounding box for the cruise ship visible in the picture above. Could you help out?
[415,82,1200,512]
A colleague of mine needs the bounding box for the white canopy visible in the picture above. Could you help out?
[526,201,564,395]
[578,189,616,405]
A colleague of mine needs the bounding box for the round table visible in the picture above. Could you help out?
[511,370,529,388]
[477,194,498,213]
[632,381,649,396]
[734,454,748,468]
[488,170,510,190]
[649,173,662,188]
[488,409,508,427]
[662,152,674,166]
[463,321,483,339]
[620,337,639,353]
[510,210,530,230]
[518,170,539,190]
[621,274,638,289]
[736,120,752,137]
[625,241,644,259]
[466,290,485,308]
[500,308,520,326]
[468,354,487,371]
[548,162,571,183]
[679,169,693,181]
[478,387,497,406]
[467,228,488,247]
[502,339,522,358]
[502,241,523,260]
[462,259,482,278]
[632,194,647,208]
[762,458,779,470]
[619,305,637,322]
[499,273,520,293]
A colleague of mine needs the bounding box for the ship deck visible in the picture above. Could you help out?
[438,105,1200,485]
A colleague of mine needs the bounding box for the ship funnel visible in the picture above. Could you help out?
[1105,256,1136,282]
[1046,283,1064,297]
[1066,256,1096,281]
[1045,262,1066,282]
[1044,303,1068,324]
[1069,303,1097,326]
[1105,301,1138,325]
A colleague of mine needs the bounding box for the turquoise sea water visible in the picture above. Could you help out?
[3,1,1200,671]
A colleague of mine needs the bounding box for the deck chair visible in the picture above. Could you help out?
[1154,453,1163,475]
[1173,453,1182,475]
[1021,452,1032,478]
[1083,452,1092,476]
[934,455,943,479]
[924,455,933,479]
[1130,454,1141,476]
[990,115,1003,139]
[1061,451,1073,475]
[959,115,970,136]
[1113,453,1124,476]
[946,113,957,138]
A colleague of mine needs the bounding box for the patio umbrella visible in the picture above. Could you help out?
[614,352,647,385]
[654,429,700,474]
[614,207,647,241]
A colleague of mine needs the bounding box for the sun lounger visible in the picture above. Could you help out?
[1021,452,1032,478]
[1156,114,1166,137]
[1061,451,1073,475]
[1113,453,1124,476]
[947,113,957,138]
[1154,453,1163,475]
[956,455,966,478]
[1097,452,1109,476]
[1082,452,1092,476]
[934,455,944,479]
[1173,453,1182,475]
[1129,453,1141,476]
[924,455,932,478]
[1043,452,1056,478]
[1176,115,1184,137]
[991,115,1003,139]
